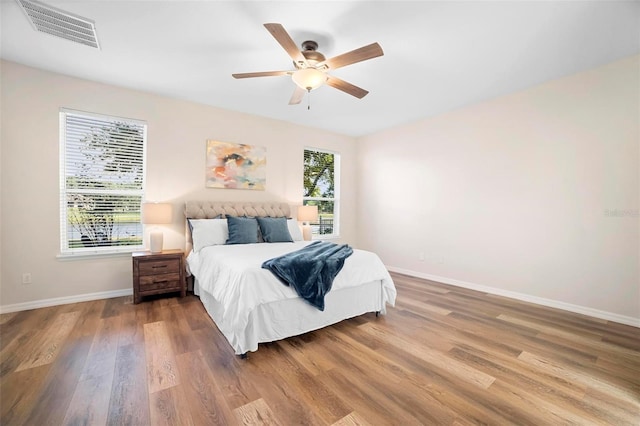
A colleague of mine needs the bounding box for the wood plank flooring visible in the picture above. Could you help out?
[1,272,638,425]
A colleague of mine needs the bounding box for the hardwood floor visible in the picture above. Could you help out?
[1,272,639,425]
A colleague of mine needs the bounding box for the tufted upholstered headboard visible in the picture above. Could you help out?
[184,201,291,253]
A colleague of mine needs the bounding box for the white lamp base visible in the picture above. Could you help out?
[302,223,312,241]
[149,231,164,253]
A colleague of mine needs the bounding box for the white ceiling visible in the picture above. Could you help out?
[2,1,639,137]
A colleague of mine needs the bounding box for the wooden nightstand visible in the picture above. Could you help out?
[132,249,186,304]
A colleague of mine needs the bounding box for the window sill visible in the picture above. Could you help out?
[312,234,340,241]
[57,249,140,261]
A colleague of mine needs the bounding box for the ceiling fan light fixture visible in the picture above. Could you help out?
[292,68,327,91]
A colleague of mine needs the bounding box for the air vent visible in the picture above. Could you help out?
[15,0,100,49]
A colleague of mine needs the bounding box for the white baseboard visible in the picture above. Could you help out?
[387,266,640,328]
[0,288,133,314]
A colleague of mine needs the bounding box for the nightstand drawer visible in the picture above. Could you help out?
[139,274,182,292]
[138,259,180,276]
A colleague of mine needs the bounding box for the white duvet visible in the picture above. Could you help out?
[187,241,397,341]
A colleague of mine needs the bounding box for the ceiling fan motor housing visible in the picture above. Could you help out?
[300,40,325,66]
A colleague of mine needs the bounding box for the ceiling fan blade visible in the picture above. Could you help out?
[264,23,307,66]
[289,86,306,105]
[326,76,369,99]
[320,42,384,70]
[232,70,290,79]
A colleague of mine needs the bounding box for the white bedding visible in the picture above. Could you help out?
[187,241,396,354]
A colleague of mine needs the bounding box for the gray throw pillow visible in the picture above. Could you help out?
[256,217,293,243]
[226,216,259,244]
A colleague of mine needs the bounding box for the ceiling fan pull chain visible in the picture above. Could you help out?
[307,88,311,110]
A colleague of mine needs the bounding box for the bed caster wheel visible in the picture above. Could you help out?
[376,311,380,317]
[240,353,248,359]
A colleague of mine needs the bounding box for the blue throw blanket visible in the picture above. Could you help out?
[261,241,354,311]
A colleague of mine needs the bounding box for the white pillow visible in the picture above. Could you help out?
[287,218,304,241]
[190,218,228,252]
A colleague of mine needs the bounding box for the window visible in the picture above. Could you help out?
[59,109,146,254]
[303,148,340,238]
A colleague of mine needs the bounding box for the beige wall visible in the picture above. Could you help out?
[0,60,355,307]
[357,55,639,323]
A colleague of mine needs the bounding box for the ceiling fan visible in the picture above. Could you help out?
[232,23,384,105]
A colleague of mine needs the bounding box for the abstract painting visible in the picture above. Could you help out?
[205,140,266,190]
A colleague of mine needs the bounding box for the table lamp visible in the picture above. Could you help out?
[142,202,172,253]
[297,205,318,241]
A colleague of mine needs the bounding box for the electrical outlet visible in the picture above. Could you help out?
[22,273,32,285]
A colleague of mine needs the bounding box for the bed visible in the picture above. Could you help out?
[184,201,396,355]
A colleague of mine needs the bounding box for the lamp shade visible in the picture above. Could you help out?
[292,68,327,91]
[141,202,172,224]
[297,205,318,223]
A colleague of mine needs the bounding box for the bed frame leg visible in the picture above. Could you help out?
[240,353,248,359]
[376,311,380,317]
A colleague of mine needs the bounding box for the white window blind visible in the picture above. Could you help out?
[60,109,146,254]
[303,148,340,238]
